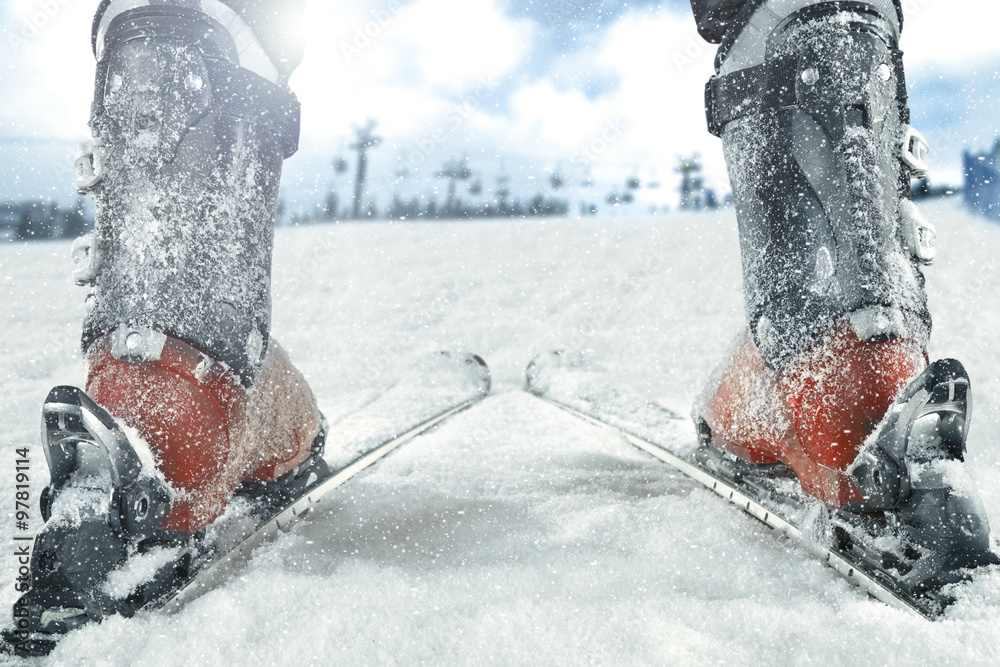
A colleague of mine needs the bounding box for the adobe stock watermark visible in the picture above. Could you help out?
[572,117,629,168]
[672,35,710,72]
[899,0,936,18]
[53,143,81,184]
[5,0,77,52]
[554,237,673,353]
[340,1,402,64]
[281,230,339,290]
[403,76,500,170]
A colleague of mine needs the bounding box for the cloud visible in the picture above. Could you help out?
[498,7,726,194]
[390,0,533,89]
[0,0,94,140]
[592,8,722,173]
[902,0,1000,67]
[3,0,1000,205]
[293,0,534,140]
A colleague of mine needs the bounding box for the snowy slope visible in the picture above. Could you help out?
[2,201,1000,665]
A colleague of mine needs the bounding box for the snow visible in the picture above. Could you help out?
[323,351,489,470]
[103,546,184,601]
[3,201,1000,664]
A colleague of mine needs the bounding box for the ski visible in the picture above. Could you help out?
[522,350,986,621]
[3,351,490,657]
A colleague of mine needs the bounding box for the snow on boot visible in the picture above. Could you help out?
[838,359,999,590]
[85,331,323,533]
[697,0,995,583]
[12,387,179,646]
[10,2,321,646]
[705,0,931,366]
[78,3,301,381]
[71,1,317,526]
[698,319,927,506]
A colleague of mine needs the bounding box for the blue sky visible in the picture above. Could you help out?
[1,0,1000,214]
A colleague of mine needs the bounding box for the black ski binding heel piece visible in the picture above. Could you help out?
[839,359,1000,606]
[3,386,182,656]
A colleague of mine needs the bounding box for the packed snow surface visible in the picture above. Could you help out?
[3,202,1000,665]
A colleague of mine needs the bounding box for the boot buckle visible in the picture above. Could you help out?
[901,125,930,179]
[899,199,937,265]
[74,139,104,194]
[70,233,106,286]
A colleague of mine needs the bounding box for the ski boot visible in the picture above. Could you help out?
[696,0,997,594]
[5,2,320,655]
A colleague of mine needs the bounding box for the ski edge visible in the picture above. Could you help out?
[527,391,934,621]
[156,392,487,614]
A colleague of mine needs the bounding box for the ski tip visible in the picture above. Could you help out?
[525,350,589,396]
[469,354,491,394]
[426,351,491,395]
[462,352,491,395]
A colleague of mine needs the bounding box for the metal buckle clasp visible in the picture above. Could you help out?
[71,233,106,286]
[901,126,929,179]
[899,199,936,265]
[74,138,104,194]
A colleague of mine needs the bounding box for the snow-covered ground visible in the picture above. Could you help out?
[2,200,1000,665]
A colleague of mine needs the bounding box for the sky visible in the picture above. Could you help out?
[1,0,1000,215]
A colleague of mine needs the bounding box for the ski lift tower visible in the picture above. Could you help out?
[496,175,511,215]
[436,157,473,215]
[349,119,382,219]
